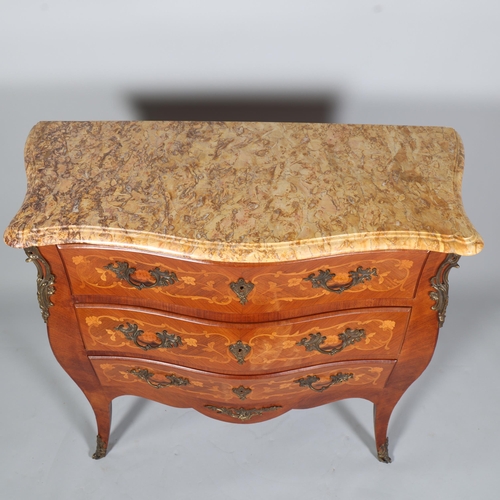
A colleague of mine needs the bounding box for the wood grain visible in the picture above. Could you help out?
[89,356,396,424]
[19,244,457,459]
[60,245,426,318]
[76,304,410,374]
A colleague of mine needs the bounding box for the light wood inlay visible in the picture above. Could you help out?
[61,247,427,317]
[76,305,410,374]
[90,357,395,404]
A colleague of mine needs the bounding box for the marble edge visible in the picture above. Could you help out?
[7,122,483,262]
[3,225,484,263]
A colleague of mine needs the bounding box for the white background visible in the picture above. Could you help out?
[1,2,499,499]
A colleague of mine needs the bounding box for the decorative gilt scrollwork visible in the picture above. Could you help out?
[229,277,254,304]
[128,368,189,389]
[377,438,392,464]
[232,385,252,401]
[297,328,366,356]
[430,253,460,327]
[303,267,377,294]
[205,405,282,421]
[104,261,178,290]
[295,372,353,392]
[115,322,183,351]
[229,340,251,364]
[24,247,55,323]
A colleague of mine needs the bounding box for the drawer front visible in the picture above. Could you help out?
[89,356,396,423]
[77,305,410,374]
[61,246,427,316]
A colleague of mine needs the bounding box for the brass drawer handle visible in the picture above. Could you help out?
[295,372,353,392]
[296,328,365,356]
[303,267,377,293]
[116,322,183,351]
[205,405,282,421]
[104,261,178,290]
[128,368,189,389]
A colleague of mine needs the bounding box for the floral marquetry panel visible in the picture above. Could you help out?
[89,356,396,408]
[61,247,428,318]
[76,306,410,375]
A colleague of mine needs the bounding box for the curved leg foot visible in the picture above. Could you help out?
[377,438,392,463]
[92,435,108,460]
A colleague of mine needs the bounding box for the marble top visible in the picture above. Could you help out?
[4,121,483,262]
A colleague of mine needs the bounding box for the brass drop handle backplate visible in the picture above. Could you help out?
[128,368,189,389]
[104,261,178,290]
[295,372,353,392]
[303,267,377,293]
[116,322,183,351]
[297,328,366,356]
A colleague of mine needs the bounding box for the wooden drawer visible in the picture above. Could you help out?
[61,246,427,317]
[77,305,409,374]
[89,356,396,423]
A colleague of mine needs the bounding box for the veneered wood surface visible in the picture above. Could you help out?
[371,251,446,453]
[76,305,410,374]
[90,356,395,424]
[60,246,427,318]
[27,245,451,459]
[39,246,113,455]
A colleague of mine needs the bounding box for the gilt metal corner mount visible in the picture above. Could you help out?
[24,247,55,323]
[430,253,460,327]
